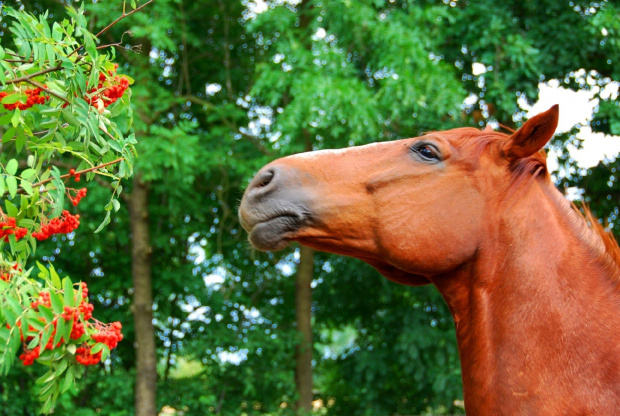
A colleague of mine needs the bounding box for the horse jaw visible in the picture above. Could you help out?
[292,235,431,286]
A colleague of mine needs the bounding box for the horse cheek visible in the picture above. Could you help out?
[373,190,483,275]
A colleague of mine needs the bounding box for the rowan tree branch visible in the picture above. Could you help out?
[36,158,123,188]
[4,65,62,85]
[8,158,124,197]
[25,79,69,104]
[95,0,155,38]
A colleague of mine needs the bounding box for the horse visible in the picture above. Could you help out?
[238,105,620,415]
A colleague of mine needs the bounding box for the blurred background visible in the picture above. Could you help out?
[2,0,620,415]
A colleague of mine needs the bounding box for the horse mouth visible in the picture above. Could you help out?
[247,214,304,251]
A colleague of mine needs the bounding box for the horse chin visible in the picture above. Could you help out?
[247,215,302,251]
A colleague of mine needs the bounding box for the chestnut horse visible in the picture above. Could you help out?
[238,105,620,415]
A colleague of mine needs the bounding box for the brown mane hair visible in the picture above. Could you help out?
[574,203,620,277]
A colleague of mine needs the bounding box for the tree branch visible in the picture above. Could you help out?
[95,0,155,38]
[23,158,124,194]
[4,65,62,85]
[25,79,69,104]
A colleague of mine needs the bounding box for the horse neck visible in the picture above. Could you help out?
[431,181,620,414]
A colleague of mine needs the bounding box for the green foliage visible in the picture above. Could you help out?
[0,4,136,413]
[0,263,107,413]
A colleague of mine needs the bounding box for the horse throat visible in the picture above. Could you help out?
[429,186,620,415]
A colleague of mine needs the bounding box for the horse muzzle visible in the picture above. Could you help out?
[238,164,314,251]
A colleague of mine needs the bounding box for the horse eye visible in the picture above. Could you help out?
[411,143,441,161]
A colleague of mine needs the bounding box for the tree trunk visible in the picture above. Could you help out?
[295,245,314,414]
[129,174,158,416]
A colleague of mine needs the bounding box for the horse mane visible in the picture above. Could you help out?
[572,203,620,275]
[511,144,620,282]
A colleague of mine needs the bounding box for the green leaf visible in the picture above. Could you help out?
[15,128,26,153]
[50,265,61,289]
[53,319,65,346]
[100,344,111,361]
[55,357,68,377]
[11,109,20,128]
[61,108,81,127]
[20,179,33,196]
[3,306,18,327]
[46,44,56,64]
[37,262,49,279]
[61,369,74,393]
[62,318,72,342]
[2,127,16,142]
[5,200,17,218]
[39,326,53,353]
[49,290,63,314]
[27,316,45,331]
[1,94,23,105]
[6,176,17,198]
[90,342,104,354]
[94,211,111,233]
[40,395,53,414]
[63,277,74,308]
[6,159,18,176]
[38,305,54,323]
[0,326,9,342]
[28,335,40,349]
[7,295,23,318]
[20,169,36,179]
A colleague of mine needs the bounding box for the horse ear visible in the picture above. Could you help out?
[483,124,494,132]
[501,105,559,161]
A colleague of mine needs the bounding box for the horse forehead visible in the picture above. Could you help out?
[288,140,399,161]
[285,129,501,165]
[440,128,507,147]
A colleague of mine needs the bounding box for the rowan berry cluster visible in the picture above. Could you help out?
[32,210,81,241]
[68,187,87,206]
[68,168,81,182]
[85,65,129,111]
[30,291,51,310]
[14,282,122,367]
[0,262,22,282]
[0,87,50,111]
[75,345,102,366]
[80,281,89,299]
[0,217,28,242]
[19,346,40,366]
[92,322,123,349]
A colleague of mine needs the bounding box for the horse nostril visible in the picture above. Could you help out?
[248,168,278,198]
[255,169,275,189]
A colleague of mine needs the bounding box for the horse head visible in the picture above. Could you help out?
[239,105,559,286]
